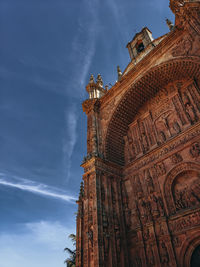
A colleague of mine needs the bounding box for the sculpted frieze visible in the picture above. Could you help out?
[124,80,200,167]
[169,210,200,233]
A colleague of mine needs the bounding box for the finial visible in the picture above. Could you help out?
[79,181,84,199]
[166,18,174,31]
[105,85,109,91]
[89,74,95,84]
[117,66,122,81]
[96,74,103,88]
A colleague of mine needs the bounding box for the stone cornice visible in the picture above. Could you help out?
[81,156,123,177]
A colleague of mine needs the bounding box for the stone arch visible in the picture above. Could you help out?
[179,230,200,267]
[163,162,200,215]
[104,57,200,166]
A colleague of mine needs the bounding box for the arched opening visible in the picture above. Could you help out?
[105,58,200,166]
[190,245,200,267]
[172,170,200,212]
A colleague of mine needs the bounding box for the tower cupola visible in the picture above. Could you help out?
[126,27,154,61]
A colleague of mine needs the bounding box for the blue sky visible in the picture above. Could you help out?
[0,0,174,266]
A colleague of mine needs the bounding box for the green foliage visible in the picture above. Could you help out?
[64,234,76,267]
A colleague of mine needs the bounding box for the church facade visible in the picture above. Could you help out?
[76,1,200,266]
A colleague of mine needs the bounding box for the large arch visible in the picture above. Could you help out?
[179,230,200,267]
[104,57,200,165]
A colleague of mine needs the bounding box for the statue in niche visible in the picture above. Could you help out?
[115,226,121,263]
[137,195,151,223]
[160,114,171,136]
[139,122,149,152]
[173,236,182,247]
[150,194,160,218]
[137,196,147,223]
[111,185,116,205]
[134,254,142,267]
[155,162,166,176]
[159,241,169,265]
[185,102,197,124]
[134,174,143,197]
[141,133,149,152]
[145,169,155,194]
[159,131,167,144]
[157,195,165,216]
[103,230,110,259]
[88,206,93,224]
[125,207,131,228]
[174,187,199,211]
[87,227,93,247]
[171,153,183,164]
[143,227,150,241]
[190,142,200,158]
[102,208,108,228]
[132,209,140,227]
[147,245,155,266]
[124,134,136,162]
[174,189,188,210]
[172,121,181,135]
[101,184,105,202]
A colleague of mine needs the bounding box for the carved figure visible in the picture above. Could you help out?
[103,231,110,258]
[185,102,197,124]
[137,197,151,223]
[190,143,200,158]
[143,228,150,241]
[145,170,155,194]
[150,194,160,218]
[87,228,93,247]
[172,121,181,134]
[171,153,183,164]
[134,256,142,267]
[160,242,169,265]
[134,174,143,197]
[141,133,149,152]
[147,245,155,266]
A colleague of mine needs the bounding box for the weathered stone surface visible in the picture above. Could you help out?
[76,1,200,267]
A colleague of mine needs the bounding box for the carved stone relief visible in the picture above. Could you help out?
[124,81,200,165]
[172,170,200,211]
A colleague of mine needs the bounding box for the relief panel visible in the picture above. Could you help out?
[124,80,200,165]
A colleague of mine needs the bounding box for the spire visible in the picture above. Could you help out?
[96,74,103,88]
[117,66,122,81]
[86,74,106,99]
[89,74,95,84]
[79,181,84,200]
[166,18,174,31]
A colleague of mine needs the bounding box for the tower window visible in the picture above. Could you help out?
[136,40,145,53]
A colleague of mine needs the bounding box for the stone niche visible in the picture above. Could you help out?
[172,170,200,212]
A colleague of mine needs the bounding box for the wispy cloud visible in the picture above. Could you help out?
[0,221,75,267]
[69,0,99,95]
[63,106,78,181]
[62,0,99,180]
[0,174,76,203]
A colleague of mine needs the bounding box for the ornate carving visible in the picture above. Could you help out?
[173,236,182,248]
[169,210,200,233]
[173,170,200,211]
[145,169,155,194]
[171,153,183,164]
[159,241,169,265]
[190,142,200,158]
[172,37,192,57]
[146,245,155,266]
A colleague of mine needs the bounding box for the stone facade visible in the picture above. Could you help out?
[76,1,200,266]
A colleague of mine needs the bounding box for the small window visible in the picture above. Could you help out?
[136,40,145,53]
